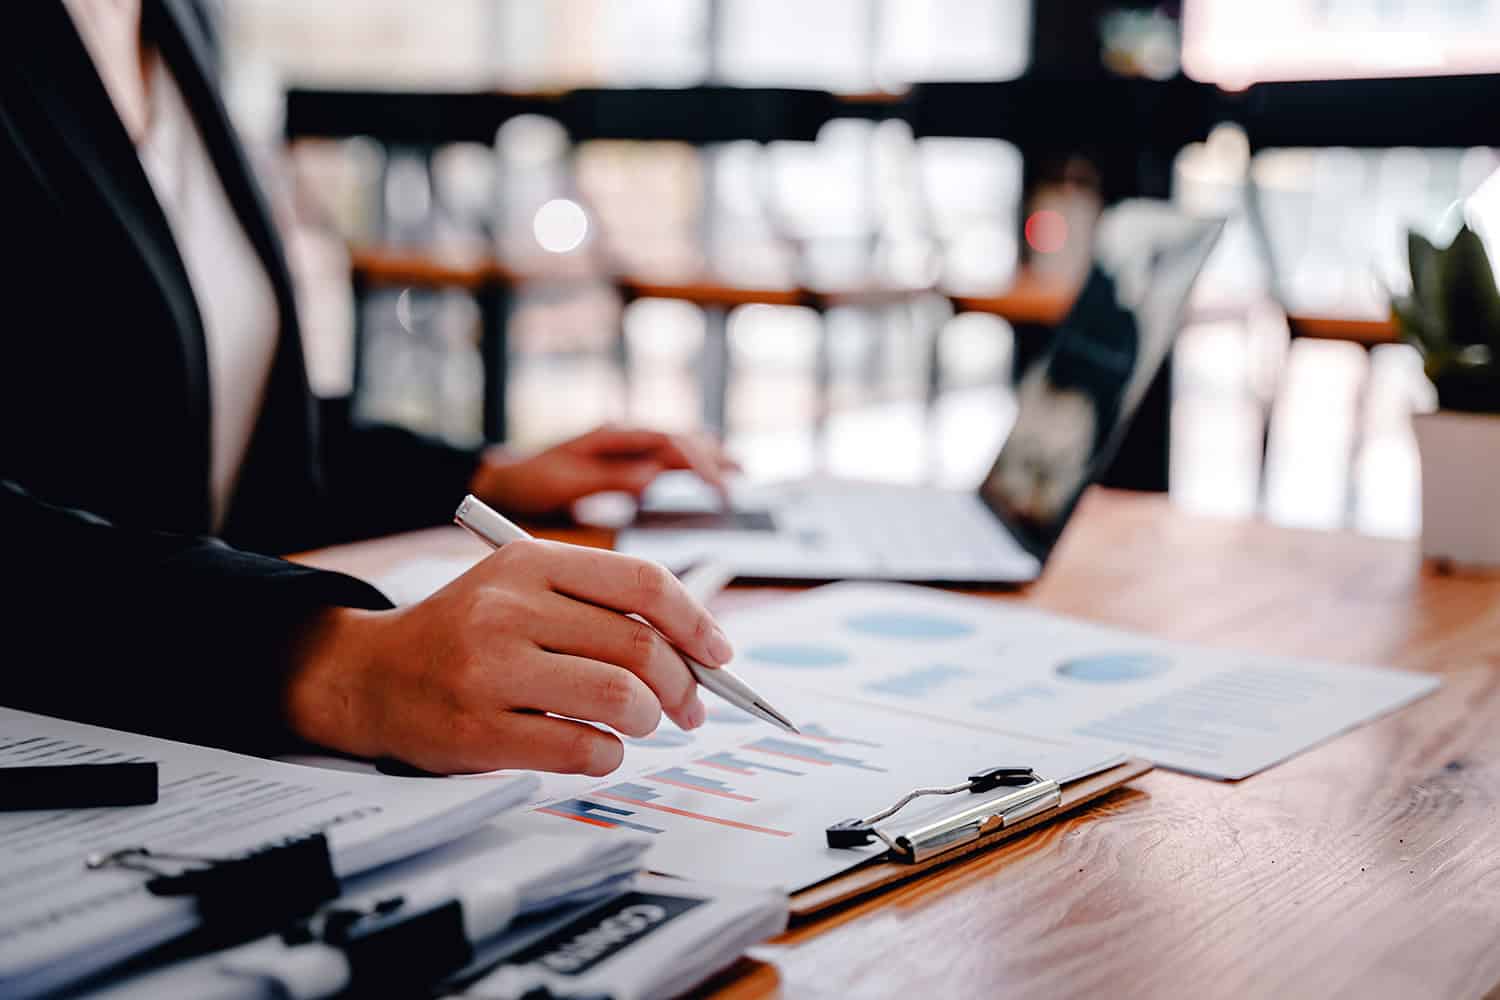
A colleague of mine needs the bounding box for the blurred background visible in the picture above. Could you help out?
[207,0,1500,538]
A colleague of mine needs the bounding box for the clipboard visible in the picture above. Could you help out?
[789,757,1152,918]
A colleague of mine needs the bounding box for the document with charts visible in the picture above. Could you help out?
[501,692,1124,891]
[714,582,1438,781]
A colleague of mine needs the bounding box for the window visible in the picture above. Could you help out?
[1184,0,1500,86]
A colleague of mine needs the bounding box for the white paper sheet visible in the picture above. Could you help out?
[500,691,1123,892]
[372,554,484,605]
[0,708,536,999]
[715,582,1440,781]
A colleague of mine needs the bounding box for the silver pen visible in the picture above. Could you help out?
[454,495,798,734]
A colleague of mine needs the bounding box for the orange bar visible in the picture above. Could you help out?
[594,792,793,837]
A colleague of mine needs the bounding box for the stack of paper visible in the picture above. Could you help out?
[87,827,654,1000]
[452,875,788,1000]
[0,707,537,999]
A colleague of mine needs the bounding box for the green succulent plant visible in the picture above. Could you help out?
[1391,225,1500,413]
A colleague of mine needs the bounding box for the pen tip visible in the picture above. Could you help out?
[754,702,799,734]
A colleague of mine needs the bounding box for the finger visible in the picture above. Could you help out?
[681,434,735,507]
[635,433,730,497]
[537,545,734,667]
[475,712,628,776]
[552,457,663,500]
[501,648,664,738]
[689,432,741,500]
[690,431,740,476]
[673,434,731,489]
[572,427,732,500]
[720,449,744,474]
[530,594,706,730]
[584,458,665,497]
[572,426,672,458]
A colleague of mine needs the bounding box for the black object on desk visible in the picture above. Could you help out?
[87,833,342,942]
[0,762,158,810]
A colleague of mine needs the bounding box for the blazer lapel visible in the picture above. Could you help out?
[147,0,328,545]
[14,2,214,521]
[145,0,304,343]
[16,1,326,547]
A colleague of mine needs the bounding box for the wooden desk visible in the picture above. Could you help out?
[294,489,1500,999]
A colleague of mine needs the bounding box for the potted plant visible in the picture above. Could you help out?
[1392,224,1500,571]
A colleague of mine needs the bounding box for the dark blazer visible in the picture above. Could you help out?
[0,2,481,753]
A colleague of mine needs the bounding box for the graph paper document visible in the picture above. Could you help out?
[501,693,1122,891]
[717,582,1440,781]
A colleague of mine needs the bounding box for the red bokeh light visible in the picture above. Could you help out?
[1024,209,1068,254]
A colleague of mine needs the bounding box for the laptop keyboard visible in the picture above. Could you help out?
[802,490,1031,575]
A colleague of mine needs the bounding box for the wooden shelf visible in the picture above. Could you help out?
[1285,311,1399,346]
[948,270,1082,325]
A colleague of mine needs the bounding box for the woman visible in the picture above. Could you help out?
[0,0,735,775]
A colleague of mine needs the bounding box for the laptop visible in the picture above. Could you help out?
[617,207,1224,586]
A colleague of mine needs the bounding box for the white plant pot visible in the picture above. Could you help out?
[1412,410,1500,571]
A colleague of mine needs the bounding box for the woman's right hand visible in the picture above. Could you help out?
[283,540,735,776]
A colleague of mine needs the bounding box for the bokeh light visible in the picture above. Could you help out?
[1024,209,1068,254]
[532,198,590,253]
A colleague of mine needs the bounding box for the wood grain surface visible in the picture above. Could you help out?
[292,488,1500,999]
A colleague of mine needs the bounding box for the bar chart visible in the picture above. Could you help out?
[744,738,888,772]
[537,798,665,835]
[648,767,757,801]
[535,727,888,836]
[528,708,898,858]
[594,783,793,837]
[512,692,1125,889]
[697,751,803,777]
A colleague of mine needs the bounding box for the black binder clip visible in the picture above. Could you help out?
[86,833,341,936]
[826,765,1061,863]
[311,893,475,997]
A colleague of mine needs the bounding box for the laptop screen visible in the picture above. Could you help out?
[978,215,1223,561]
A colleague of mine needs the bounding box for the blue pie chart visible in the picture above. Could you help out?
[846,612,975,640]
[1056,653,1169,684]
[748,643,851,668]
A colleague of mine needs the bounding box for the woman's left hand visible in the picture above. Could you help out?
[470,425,738,516]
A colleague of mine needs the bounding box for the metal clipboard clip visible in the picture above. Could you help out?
[825,766,1062,864]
